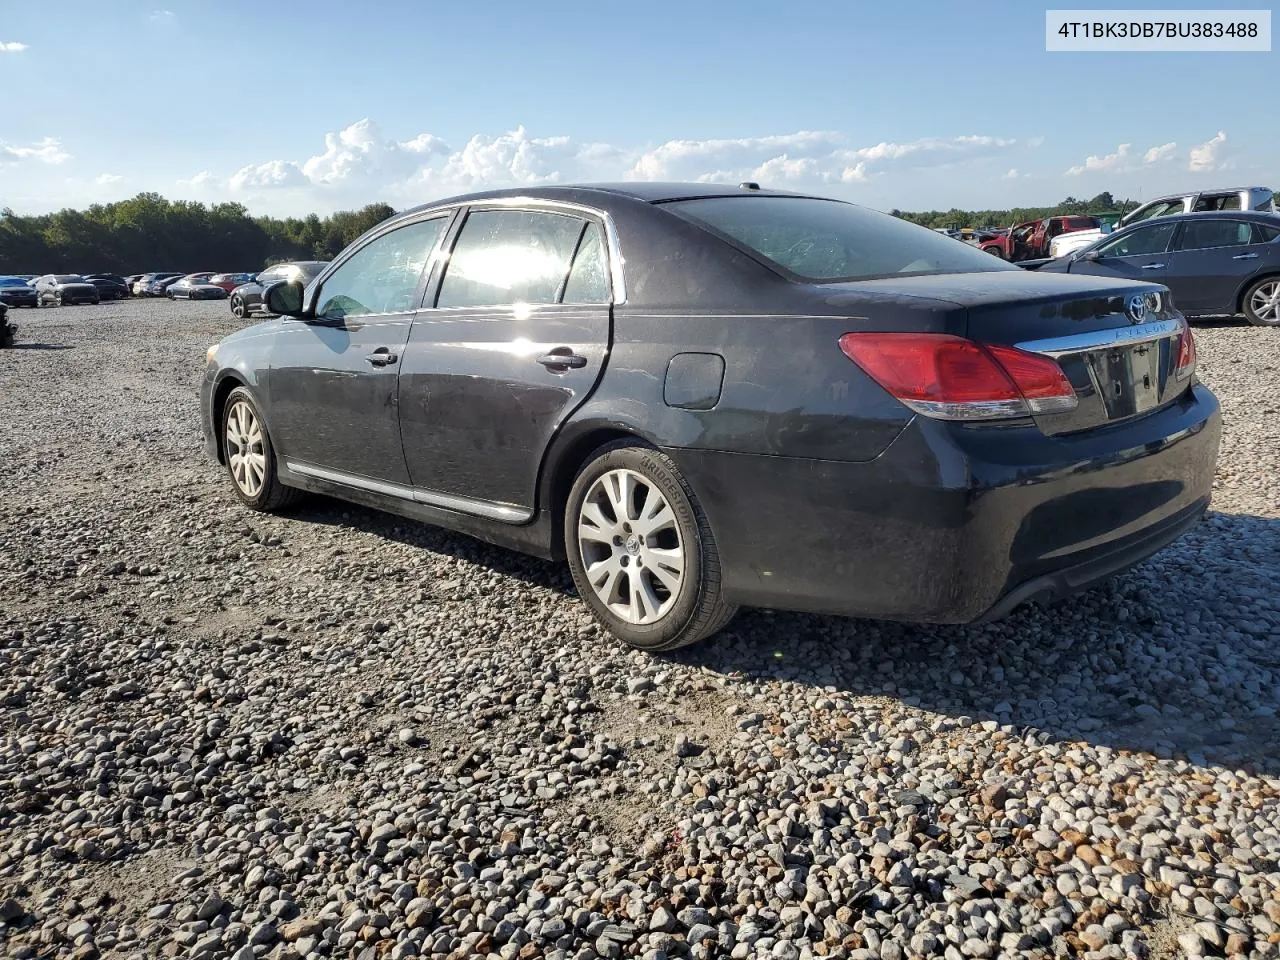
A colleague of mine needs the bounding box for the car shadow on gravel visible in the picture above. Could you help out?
[284,499,1279,774]
[5,342,75,350]
[671,511,1280,776]
[280,498,577,593]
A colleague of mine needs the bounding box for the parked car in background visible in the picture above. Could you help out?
[168,273,229,300]
[137,272,183,296]
[229,261,328,319]
[1058,187,1276,257]
[209,272,256,293]
[202,182,1219,651]
[981,216,1102,260]
[125,274,144,291]
[145,274,187,297]
[83,274,131,300]
[1029,211,1280,325]
[33,274,101,306]
[0,275,39,308]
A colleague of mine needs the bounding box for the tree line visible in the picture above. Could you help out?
[0,194,397,274]
[0,190,1139,275]
[892,192,1140,230]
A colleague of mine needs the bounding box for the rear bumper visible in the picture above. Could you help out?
[670,384,1222,624]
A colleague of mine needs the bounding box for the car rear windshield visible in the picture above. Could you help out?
[667,196,1017,282]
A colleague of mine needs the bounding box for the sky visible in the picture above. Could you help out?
[0,0,1275,217]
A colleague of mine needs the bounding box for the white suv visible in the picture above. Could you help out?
[1049,186,1275,258]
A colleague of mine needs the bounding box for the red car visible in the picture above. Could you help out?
[208,272,257,293]
[980,216,1101,260]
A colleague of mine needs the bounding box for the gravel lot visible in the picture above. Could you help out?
[1,299,1278,960]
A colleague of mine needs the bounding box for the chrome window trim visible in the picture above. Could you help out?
[1015,317,1183,358]
[285,460,532,523]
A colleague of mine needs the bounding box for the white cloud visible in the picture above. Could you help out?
[189,123,1025,214]
[1189,131,1226,172]
[178,170,216,188]
[1066,140,1185,176]
[95,173,123,185]
[150,9,176,23]
[624,132,1016,187]
[1065,143,1132,176]
[1002,168,1021,180]
[0,41,28,53]
[230,160,305,190]
[1,137,71,165]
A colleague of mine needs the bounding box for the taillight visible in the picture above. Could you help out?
[838,332,1078,421]
[1174,323,1196,381]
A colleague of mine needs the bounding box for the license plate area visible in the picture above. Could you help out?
[1084,339,1166,420]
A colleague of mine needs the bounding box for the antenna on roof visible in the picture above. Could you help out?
[739,181,761,191]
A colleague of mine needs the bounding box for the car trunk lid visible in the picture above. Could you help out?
[817,271,1193,435]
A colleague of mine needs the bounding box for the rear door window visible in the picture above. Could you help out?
[1193,193,1243,212]
[1176,220,1254,250]
[561,222,609,304]
[436,209,587,308]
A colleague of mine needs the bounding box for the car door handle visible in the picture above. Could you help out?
[537,352,588,371]
[366,348,398,367]
[1140,263,1166,270]
[1232,253,1259,260]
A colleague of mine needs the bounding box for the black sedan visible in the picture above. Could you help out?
[0,275,39,308]
[32,274,101,306]
[201,183,1220,651]
[229,261,328,319]
[1030,211,1280,326]
[83,273,131,300]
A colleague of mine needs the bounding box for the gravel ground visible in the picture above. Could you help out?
[1,300,1278,960]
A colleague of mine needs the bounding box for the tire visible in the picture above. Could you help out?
[230,296,246,319]
[985,246,1005,259]
[564,441,736,651]
[1242,276,1280,327]
[55,292,63,307]
[220,386,300,512]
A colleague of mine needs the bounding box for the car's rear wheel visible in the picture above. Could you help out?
[54,292,63,306]
[985,247,1005,258]
[1243,277,1280,327]
[230,296,246,319]
[565,441,736,651]
[221,387,300,512]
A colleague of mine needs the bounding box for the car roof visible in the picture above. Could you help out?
[396,181,822,217]
[1144,186,1270,200]
[1130,210,1280,223]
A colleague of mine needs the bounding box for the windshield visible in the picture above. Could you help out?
[668,196,1018,281]
[54,275,86,282]
[0,277,29,287]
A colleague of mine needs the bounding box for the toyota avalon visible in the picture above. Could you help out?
[201,183,1221,651]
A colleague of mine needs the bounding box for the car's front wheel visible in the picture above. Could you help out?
[230,295,246,319]
[1243,276,1280,327]
[565,441,736,651]
[221,387,300,512]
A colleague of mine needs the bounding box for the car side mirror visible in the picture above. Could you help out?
[1081,249,1101,262]
[264,279,306,317]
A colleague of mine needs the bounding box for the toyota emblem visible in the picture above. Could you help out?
[1126,294,1147,323]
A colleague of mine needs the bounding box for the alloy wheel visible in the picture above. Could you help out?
[577,468,685,624]
[225,400,267,497]
[231,297,245,319]
[1249,280,1280,324]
